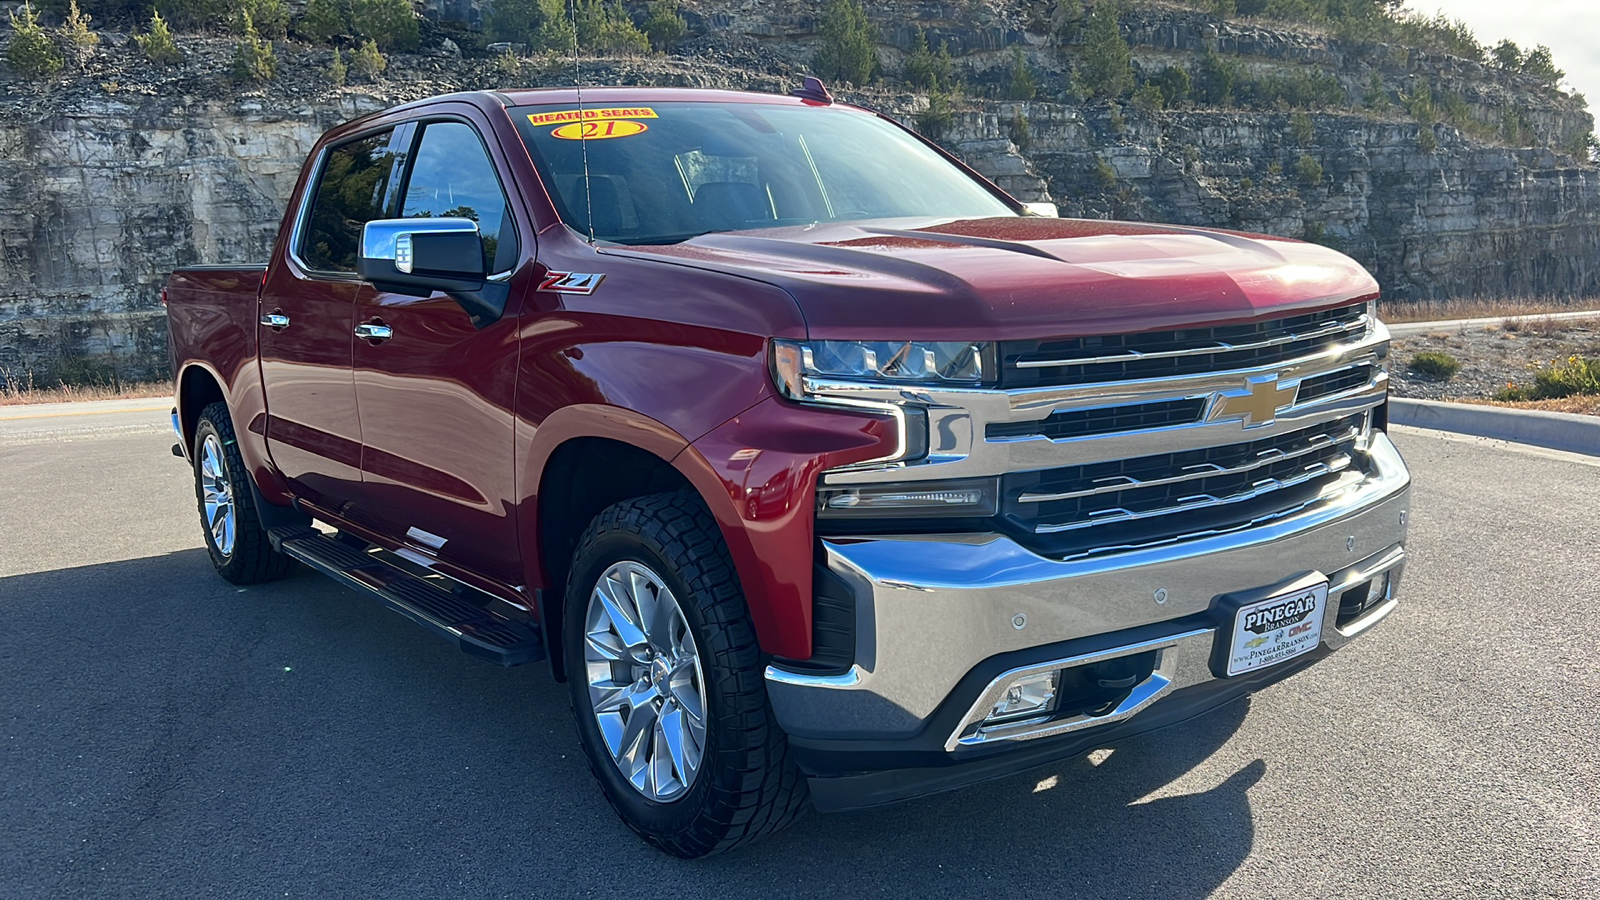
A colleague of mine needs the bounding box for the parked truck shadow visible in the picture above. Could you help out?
[2,549,1259,899]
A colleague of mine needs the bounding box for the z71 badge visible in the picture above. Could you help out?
[539,271,605,295]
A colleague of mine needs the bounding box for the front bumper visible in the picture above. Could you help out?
[765,431,1410,811]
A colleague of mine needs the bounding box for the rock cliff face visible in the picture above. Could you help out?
[0,2,1595,381]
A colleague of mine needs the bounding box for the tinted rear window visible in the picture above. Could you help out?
[300,130,402,271]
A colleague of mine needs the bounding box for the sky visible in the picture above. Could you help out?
[1420,1,1600,107]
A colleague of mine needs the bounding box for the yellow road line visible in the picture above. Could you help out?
[0,405,170,421]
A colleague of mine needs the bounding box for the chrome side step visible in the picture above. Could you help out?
[268,526,544,667]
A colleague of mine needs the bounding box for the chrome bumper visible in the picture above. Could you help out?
[766,431,1411,746]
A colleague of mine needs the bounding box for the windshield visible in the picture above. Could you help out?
[511,101,1018,245]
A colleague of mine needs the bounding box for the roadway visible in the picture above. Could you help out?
[1,402,1596,898]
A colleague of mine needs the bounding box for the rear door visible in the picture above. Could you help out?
[261,127,409,508]
[350,118,527,584]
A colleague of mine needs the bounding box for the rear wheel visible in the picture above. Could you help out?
[563,492,808,858]
[193,402,295,585]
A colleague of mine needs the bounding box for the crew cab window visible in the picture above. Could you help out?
[300,130,401,272]
[400,121,518,273]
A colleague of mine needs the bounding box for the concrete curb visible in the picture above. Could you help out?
[1386,309,1600,338]
[1390,399,1600,458]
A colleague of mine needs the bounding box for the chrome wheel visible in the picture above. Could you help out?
[583,560,708,802]
[199,432,236,557]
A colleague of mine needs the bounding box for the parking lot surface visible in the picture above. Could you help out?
[2,408,1596,898]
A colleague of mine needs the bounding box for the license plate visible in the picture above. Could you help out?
[1225,582,1328,676]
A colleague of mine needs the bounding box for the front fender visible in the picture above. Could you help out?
[677,396,896,660]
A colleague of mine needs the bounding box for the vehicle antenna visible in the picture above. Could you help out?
[569,1,596,244]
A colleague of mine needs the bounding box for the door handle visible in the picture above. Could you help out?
[260,312,290,329]
[354,322,393,342]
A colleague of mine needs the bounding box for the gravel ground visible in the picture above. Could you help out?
[1388,319,1600,404]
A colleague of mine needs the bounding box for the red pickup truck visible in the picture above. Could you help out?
[165,83,1411,857]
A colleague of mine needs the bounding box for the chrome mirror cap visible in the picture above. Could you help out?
[359,217,479,267]
[1021,202,1059,218]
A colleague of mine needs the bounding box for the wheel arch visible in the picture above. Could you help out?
[523,405,773,680]
[175,361,228,451]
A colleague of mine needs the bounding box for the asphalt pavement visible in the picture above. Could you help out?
[1,405,1597,899]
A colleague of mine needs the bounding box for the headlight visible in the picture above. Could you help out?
[771,340,995,398]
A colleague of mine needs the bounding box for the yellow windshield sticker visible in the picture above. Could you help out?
[551,120,649,141]
[527,107,658,127]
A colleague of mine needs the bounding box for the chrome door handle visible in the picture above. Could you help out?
[354,322,393,341]
[260,312,290,329]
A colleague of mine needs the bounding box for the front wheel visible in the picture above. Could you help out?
[564,492,808,858]
[192,401,294,585]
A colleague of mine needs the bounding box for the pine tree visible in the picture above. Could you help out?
[328,48,347,86]
[1079,1,1132,100]
[134,10,183,66]
[644,0,687,52]
[231,9,277,83]
[6,2,64,78]
[812,0,877,86]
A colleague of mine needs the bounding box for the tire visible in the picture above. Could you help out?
[193,401,295,585]
[563,492,808,858]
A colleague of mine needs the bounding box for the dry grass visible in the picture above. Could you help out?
[0,379,170,406]
[1447,396,1600,417]
[1378,297,1600,324]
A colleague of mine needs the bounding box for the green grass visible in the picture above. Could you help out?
[1494,355,1600,401]
[1407,350,1462,379]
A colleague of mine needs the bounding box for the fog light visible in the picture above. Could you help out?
[987,671,1059,723]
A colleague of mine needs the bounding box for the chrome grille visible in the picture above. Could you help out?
[1001,415,1366,558]
[999,303,1368,389]
[986,398,1206,442]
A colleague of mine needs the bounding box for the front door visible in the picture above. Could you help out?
[261,127,407,509]
[351,119,526,584]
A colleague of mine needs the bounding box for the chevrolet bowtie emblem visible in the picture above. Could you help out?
[1212,375,1297,428]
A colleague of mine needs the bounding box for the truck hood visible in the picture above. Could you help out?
[605,217,1378,341]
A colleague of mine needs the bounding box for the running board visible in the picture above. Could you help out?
[269,526,545,667]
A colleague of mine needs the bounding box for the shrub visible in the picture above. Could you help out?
[1131,82,1163,110]
[349,0,418,52]
[1093,157,1116,187]
[1408,351,1462,379]
[134,10,182,65]
[1195,46,1238,106]
[1363,72,1389,111]
[60,0,99,66]
[1290,110,1313,143]
[350,37,386,80]
[328,47,347,86]
[643,0,686,52]
[1294,153,1322,186]
[231,11,277,83]
[915,90,953,138]
[297,0,345,43]
[1006,47,1037,101]
[6,2,63,78]
[1416,127,1436,153]
[1495,356,1600,400]
[1079,0,1132,99]
[1491,39,1521,71]
[1152,66,1190,107]
[1008,112,1030,150]
[903,28,951,92]
[573,0,647,54]
[813,0,877,86]
[241,0,289,40]
[1520,45,1563,88]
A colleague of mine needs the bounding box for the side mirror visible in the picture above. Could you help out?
[358,218,486,296]
[1021,202,1059,218]
[358,218,507,326]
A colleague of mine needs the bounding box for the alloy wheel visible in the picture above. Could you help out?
[199,432,236,557]
[582,560,708,802]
